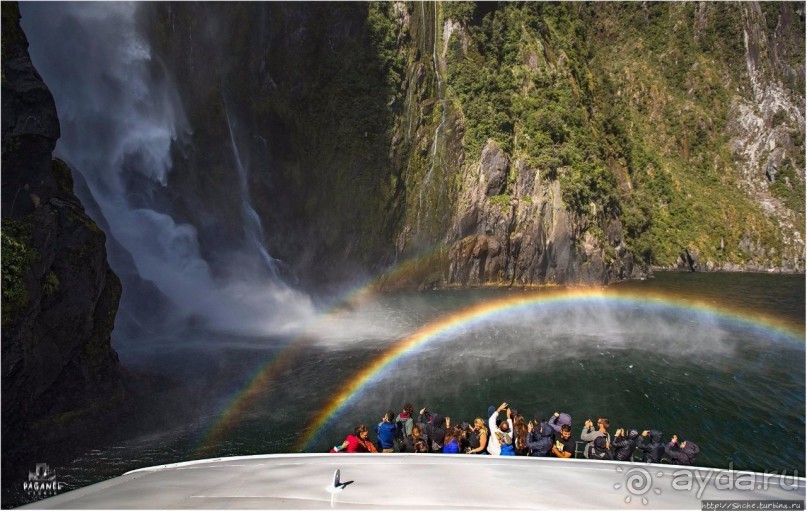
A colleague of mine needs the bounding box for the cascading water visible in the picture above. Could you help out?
[416,2,448,233]
[6,6,805,508]
[20,3,313,337]
[223,98,283,282]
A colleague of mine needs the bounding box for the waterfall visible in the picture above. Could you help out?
[416,1,447,233]
[223,99,283,282]
[21,3,313,336]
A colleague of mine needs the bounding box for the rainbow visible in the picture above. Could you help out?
[190,250,428,455]
[295,287,803,451]
[193,339,310,457]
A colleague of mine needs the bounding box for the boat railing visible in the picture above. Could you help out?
[573,441,667,463]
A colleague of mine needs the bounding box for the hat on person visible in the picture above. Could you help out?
[534,411,546,422]
[487,405,496,417]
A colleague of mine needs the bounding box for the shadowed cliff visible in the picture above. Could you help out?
[1,0,127,477]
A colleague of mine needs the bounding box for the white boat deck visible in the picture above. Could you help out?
[21,453,806,509]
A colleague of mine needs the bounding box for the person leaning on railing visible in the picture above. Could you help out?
[551,424,575,458]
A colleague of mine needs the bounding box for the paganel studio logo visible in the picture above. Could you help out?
[23,463,65,496]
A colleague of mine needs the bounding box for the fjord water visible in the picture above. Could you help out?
[9,4,804,509]
[5,272,800,508]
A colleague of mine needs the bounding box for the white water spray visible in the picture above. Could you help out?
[21,3,314,335]
[416,2,448,232]
[223,99,284,281]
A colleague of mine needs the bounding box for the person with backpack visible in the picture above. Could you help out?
[487,402,514,455]
[375,410,397,453]
[395,403,415,436]
[392,404,415,451]
[423,411,448,453]
[581,417,611,459]
[586,436,613,460]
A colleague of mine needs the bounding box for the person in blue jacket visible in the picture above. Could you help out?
[443,425,464,454]
[526,412,554,457]
[375,410,397,453]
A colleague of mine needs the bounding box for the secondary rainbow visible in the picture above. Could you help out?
[194,340,310,456]
[296,287,803,450]
[192,249,432,454]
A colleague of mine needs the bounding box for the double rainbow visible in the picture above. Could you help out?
[295,287,803,451]
[192,283,802,456]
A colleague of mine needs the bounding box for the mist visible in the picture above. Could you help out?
[20,2,315,337]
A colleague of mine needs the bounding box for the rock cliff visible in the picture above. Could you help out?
[1,3,126,454]
[136,2,803,293]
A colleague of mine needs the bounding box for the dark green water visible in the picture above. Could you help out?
[4,272,804,507]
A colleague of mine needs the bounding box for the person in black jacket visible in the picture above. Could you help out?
[636,429,665,463]
[424,412,448,453]
[400,424,427,453]
[586,435,613,460]
[612,428,640,461]
[666,435,700,465]
[526,412,554,457]
[465,418,489,454]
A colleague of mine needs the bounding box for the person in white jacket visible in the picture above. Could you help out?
[487,402,514,455]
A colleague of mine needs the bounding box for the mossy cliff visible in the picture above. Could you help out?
[1,3,127,455]
[141,2,804,290]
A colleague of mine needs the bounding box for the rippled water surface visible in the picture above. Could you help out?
[4,272,804,508]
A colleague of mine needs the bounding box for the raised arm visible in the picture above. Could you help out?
[580,419,600,441]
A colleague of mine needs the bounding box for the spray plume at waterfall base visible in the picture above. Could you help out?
[20,3,315,339]
[1,273,797,509]
[6,2,805,508]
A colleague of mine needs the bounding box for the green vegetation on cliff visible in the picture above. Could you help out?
[142,1,804,287]
[442,1,804,269]
[1,219,34,324]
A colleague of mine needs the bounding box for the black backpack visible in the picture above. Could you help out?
[587,442,613,460]
[426,423,444,452]
[393,420,407,452]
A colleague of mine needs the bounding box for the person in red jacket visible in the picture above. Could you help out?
[336,425,378,453]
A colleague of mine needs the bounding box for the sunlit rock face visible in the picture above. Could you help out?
[726,3,805,272]
[17,3,805,329]
[134,2,802,292]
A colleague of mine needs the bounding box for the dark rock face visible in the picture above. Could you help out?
[677,249,699,272]
[1,3,59,219]
[1,3,126,454]
[84,1,800,296]
[139,3,406,290]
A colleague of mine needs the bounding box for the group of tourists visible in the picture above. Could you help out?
[331,402,700,466]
